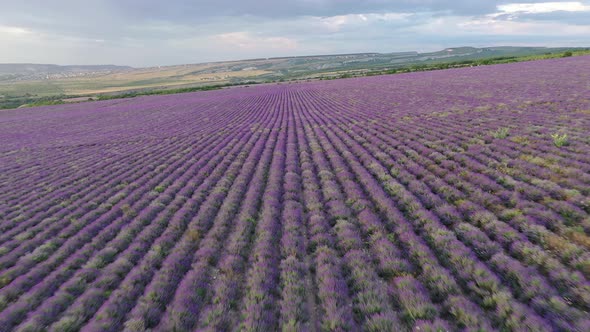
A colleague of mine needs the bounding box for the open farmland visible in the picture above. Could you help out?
[1,56,590,331]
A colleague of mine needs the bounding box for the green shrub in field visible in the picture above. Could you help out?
[492,127,510,139]
[551,133,569,147]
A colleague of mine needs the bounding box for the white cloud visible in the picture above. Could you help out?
[215,32,298,51]
[459,17,590,35]
[0,25,33,37]
[1,2,589,66]
[449,1,590,36]
[319,15,354,32]
[317,12,411,32]
[498,2,590,14]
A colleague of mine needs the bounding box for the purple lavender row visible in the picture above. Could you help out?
[328,87,590,306]
[0,94,264,239]
[0,91,268,264]
[234,92,289,331]
[1,146,122,208]
[0,130,214,225]
[0,132,228,288]
[0,121,247,295]
[126,107,277,331]
[16,124,259,331]
[277,102,310,330]
[193,104,282,331]
[0,131,249,331]
[319,91,588,329]
[295,94,407,331]
[302,92,548,331]
[350,111,589,270]
[81,93,286,332]
[80,130,265,332]
[366,120,585,312]
[346,120,589,328]
[1,91,266,217]
[0,136,199,262]
[70,129,264,330]
[298,99,478,330]
[408,130,590,297]
[430,117,590,221]
[0,96,260,239]
[1,146,132,228]
[291,99,357,331]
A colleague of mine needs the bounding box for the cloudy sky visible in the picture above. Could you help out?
[1,1,589,67]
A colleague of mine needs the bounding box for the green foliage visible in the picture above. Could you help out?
[551,133,569,147]
[492,127,510,139]
[96,81,260,101]
[350,49,590,80]
[120,203,137,217]
[51,316,79,332]
[28,99,65,107]
[0,95,66,110]
[124,319,145,332]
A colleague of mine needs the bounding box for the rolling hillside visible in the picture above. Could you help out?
[0,46,585,102]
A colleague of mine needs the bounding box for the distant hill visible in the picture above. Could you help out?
[0,46,579,85]
[0,46,588,109]
[0,64,133,82]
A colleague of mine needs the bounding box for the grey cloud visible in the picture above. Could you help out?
[113,0,498,19]
[1,0,584,39]
[508,11,590,25]
[1,0,589,66]
[1,0,504,25]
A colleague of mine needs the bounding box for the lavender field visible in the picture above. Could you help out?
[1,56,590,331]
